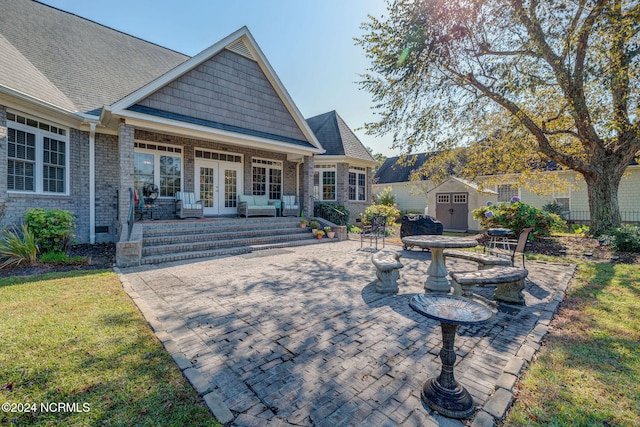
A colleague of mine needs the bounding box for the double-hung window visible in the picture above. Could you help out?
[349,167,366,201]
[496,184,519,203]
[7,112,68,194]
[134,142,182,198]
[252,158,282,200]
[314,164,336,201]
[553,186,571,217]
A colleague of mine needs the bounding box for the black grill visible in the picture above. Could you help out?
[400,215,443,238]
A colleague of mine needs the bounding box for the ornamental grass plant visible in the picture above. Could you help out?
[0,224,38,269]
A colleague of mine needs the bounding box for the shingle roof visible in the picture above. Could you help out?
[0,0,188,114]
[306,111,375,162]
[375,153,436,184]
[376,151,640,184]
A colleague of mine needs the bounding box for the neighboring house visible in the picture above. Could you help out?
[373,153,435,213]
[0,0,375,245]
[375,153,640,231]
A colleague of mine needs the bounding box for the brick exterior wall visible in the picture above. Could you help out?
[0,109,92,242]
[134,129,300,198]
[303,155,314,216]
[117,122,135,238]
[95,133,119,242]
[137,49,307,143]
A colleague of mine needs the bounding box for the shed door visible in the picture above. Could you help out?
[435,192,468,231]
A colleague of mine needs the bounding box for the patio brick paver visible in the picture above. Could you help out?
[117,240,575,426]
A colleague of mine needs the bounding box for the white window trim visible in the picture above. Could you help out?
[496,183,520,203]
[553,186,571,213]
[134,141,184,198]
[252,157,283,198]
[349,167,367,202]
[6,112,70,196]
[314,164,337,202]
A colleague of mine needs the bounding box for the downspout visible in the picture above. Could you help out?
[89,123,96,244]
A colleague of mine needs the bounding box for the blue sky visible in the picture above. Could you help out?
[39,0,397,157]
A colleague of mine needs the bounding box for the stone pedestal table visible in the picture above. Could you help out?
[402,235,478,292]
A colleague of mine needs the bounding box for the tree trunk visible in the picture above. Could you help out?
[583,163,623,236]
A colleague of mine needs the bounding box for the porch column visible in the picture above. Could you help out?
[117,120,135,236]
[302,154,315,217]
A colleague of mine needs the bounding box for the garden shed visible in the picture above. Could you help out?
[426,177,497,232]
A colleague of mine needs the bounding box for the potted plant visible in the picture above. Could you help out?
[309,220,320,231]
[324,226,335,239]
[313,229,324,239]
[299,219,308,228]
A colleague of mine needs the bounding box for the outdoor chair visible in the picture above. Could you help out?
[134,187,156,220]
[281,195,300,217]
[361,215,387,250]
[175,191,204,219]
[487,227,533,268]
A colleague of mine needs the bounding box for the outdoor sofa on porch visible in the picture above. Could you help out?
[238,194,277,218]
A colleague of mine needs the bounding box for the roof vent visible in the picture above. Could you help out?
[226,39,255,60]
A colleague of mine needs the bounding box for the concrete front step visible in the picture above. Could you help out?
[139,217,334,265]
[142,233,317,256]
[141,237,335,265]
[141,217,303,237]
[143,227,308,246]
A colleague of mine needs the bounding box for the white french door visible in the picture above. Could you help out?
[195,159,242,215]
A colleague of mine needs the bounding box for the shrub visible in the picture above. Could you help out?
[348,224,362,233]
[39,251,88,265]
[361,203,401,226]
[571,224,590,235]
[610,225,640,253]
[375,187,396,206]
[542,201,565,216]
[473,201,566,236]
[24,208,76,253]
[0,223,38,269]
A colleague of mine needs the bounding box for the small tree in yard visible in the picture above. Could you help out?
[357,0,640,235]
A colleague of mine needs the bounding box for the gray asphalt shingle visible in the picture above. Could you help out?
[306,110,375,162]
[0,0,188,114]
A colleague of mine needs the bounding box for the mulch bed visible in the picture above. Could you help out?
[0,243,115,278]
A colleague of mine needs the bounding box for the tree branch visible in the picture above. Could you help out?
[510,0,604,150]
[459,70,590,174]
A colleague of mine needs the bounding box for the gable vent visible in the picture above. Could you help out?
[226,39,256,60]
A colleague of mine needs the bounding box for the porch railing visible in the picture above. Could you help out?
[126,187,134,241]
[313,200,349,226]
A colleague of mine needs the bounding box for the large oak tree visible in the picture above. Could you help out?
[358,0,640,234]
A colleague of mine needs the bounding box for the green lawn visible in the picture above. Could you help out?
[505,258,640,426]
[0,270,220,427]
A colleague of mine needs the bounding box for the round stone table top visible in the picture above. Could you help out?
[401,235,478,249]
[410,294,495,325]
